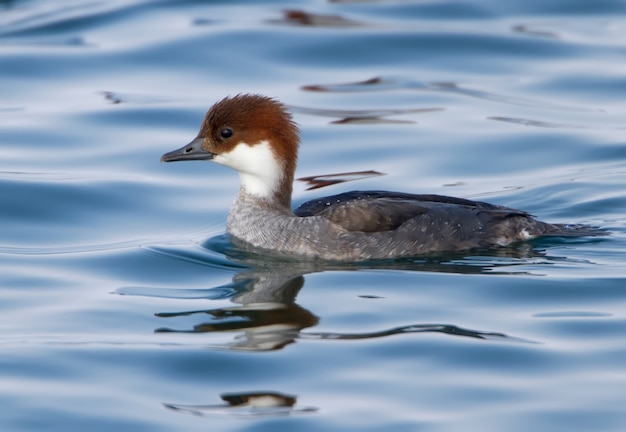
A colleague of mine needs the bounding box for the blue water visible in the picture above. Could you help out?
[1,0,626,430]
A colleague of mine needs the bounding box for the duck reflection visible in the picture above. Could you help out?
[164,391,317,417]
[155,269,318,351]
[140,239,548,351]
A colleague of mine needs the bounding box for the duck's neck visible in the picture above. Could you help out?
[236,165,293,212]
[227,178,296,247]
[235,152,295,212]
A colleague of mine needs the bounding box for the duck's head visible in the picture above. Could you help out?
[162,94,300,207]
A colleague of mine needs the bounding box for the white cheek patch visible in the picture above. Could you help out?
[213,140,282,199]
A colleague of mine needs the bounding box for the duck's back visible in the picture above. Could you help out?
[294,191,602,256]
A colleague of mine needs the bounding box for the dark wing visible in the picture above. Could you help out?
[293,190,529,233]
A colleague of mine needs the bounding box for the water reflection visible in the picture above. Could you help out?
[288,104,443,124]
[488,116,589,129]
[302,76,599,112]
[155,269,318,351]
[271,9,365,28]
[117,238,559,351]
[164,391,317,417]
[151,264,532,351]
[297,170,385,190]
[511,24,559,39]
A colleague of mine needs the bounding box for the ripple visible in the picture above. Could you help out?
[100,90,175,105]
[270,9,366,28]
[297,170,385,190]
[301,323,538,344]
[116,285,239,300]
[140,243,248,270]
[511,24,559,39]
[0,239,151,255]
[533,311,613,318]
[488,116,589,129]
[289,104,443,124]
[303,76,601,112]
[0,0,149,37]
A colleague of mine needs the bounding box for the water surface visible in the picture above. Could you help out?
[1,0,625,431]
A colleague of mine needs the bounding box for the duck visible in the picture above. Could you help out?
[161,94,601,261]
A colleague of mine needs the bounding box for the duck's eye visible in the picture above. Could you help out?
[220,128,233,139]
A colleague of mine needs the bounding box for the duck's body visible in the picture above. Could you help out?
[162,94,601,261]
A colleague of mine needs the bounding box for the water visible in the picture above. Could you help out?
[1,0,625,430]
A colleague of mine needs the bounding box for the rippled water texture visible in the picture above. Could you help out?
[1,0,626,431]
